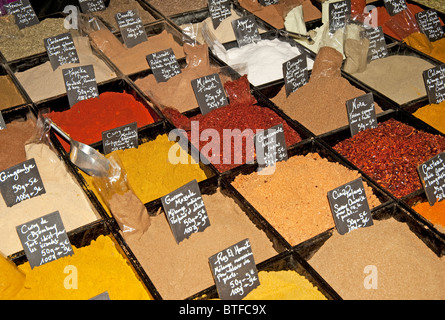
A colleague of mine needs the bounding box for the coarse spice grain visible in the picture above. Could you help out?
[333,119,445,198]
[231,153,382,246]
[163,75,302,172]
[0,16,68,61]
[308,218,445,300]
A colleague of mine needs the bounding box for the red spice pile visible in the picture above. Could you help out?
[333,118,445,198]
[163,76,302,172]
[48,92,155,151]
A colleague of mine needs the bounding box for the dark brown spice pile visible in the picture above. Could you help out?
[333,118,445,198]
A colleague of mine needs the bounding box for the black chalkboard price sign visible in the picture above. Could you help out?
[102,122,138,155]
[146,48,181,83]
[0,158,46,207]
[208,0,232,29]
[383,0,407,16]
[283,53,308,97]
[44,33,80,71]
[115,9,148,49]
[254,124,288,169]
[329,0,351,33]
[208,238,260,300]
[415,10,444,42]
[346,92,378,136]
[191,73,228,115]
[423,64,445,105]
[62,64,99,107]
[327,178,373,235]
[232,15,261,47]
[258,0,279,6]
[161,179,210,244]
[78,0,106,13]
[0,112,5,130]
[361,26,388,63]
[417,152,445,206]
[4,0,39,29]
[16,211,73,269]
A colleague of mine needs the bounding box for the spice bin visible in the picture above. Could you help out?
[0,63,29,111]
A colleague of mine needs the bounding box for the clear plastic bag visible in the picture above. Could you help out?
[90,153,151,241]
[343,20,370,74]
[383,6,421,40]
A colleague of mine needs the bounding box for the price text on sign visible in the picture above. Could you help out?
[208,0,232,29]
[208,238,260,300]
[361,26,388,63]
[232,15,261,47]
[0,158,46,207]
[327,178,373,235]
[283,53,308,97]
[254,124,288,169]
[115,9,148,48]
[191,73,228,115]
[415,10,444,42]
[102,122,138,155]
[16,211,73,269]
[161,180,210,244]
[44,33,80,71]
[423,64,445,105]
[346,92,378,136]
[63,64,99,107]
[329,0,351,33]
[4,0,39,29]
[383,0,407,16]
[417,152,445,206]
[78,0,106,13]
[147,48,181,83]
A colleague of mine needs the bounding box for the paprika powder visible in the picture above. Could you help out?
[47,91,156,151]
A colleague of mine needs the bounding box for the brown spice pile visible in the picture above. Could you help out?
[271,46,383,135]
[148,0,208,16]
[231,153,381,246]
[308,218,445,300]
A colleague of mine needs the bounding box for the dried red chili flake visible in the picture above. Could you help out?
[333,118,445,198]
[163,75,302,172]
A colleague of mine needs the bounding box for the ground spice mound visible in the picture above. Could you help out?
[148,0,207,16]
[124,190,277,299]
[333,118,445,198]
[163,76,302,172]
[0,119,35,172]
[271,75,383,135]
[47,91,155,151]
[0,75,26,110]
[412,200,445,233]
[243,270,327,300]
[13,235,151,300]
[231,153,381,246]
[413,101,445,134]
[308,218,445,300]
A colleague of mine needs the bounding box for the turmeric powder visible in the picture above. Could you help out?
[413,101,445,134]
[404,32,445,63]
[412,200,445,230]
[82,134,210,208]
[13,235,152,300]
[243,270,327,300]
[0,254,26,300]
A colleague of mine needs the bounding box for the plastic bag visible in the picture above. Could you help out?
[343,20,370,74]
[383,6,421,40]
[283,3,307,35]
[91,153,151,241]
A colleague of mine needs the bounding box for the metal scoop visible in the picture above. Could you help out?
[45,118,110,177]
[280,29,315,45]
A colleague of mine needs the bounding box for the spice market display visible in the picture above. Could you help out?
[0,0,444,303]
